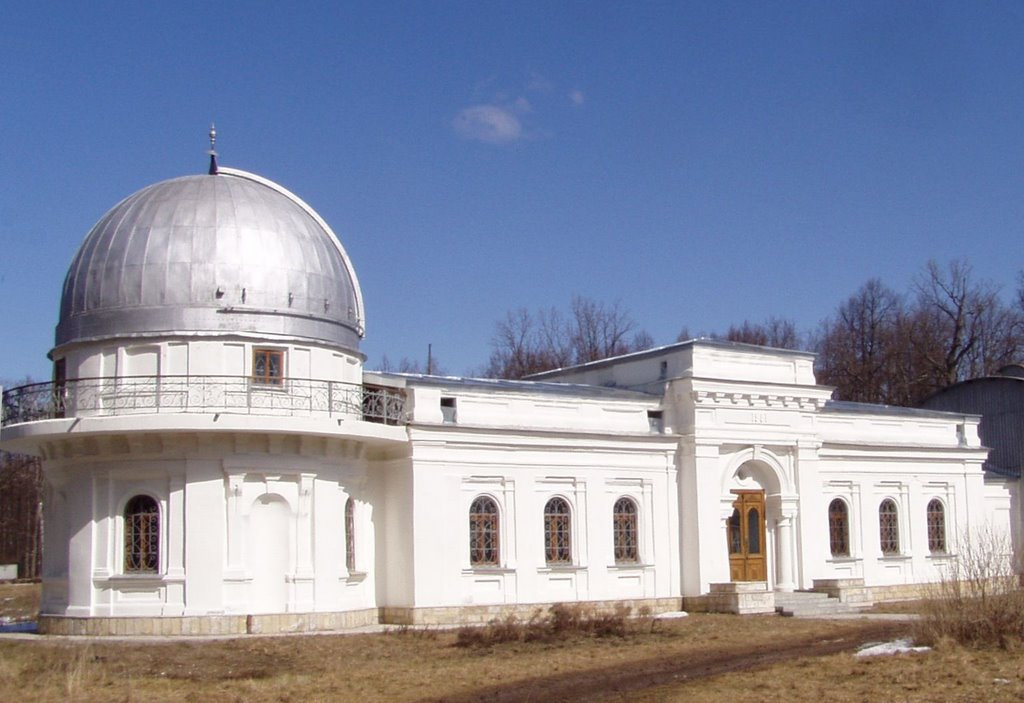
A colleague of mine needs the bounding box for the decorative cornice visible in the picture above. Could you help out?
[691,389,824,410]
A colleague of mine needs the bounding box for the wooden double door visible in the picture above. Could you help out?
[728,490,767,582]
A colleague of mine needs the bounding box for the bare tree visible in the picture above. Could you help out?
[485,297,652,379]
[911,260,1021,388]
[724,317,801,349]
[814,279,909,404]
[816,262,1022,406]
[377,352,447,376]
[0,451,43,580]
[568,296,640,363]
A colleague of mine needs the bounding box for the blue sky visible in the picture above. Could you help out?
[3,2,1023,382]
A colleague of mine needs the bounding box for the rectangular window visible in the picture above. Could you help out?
[647,410,664,434]
[253,349,285,386]
[441,397,457,424]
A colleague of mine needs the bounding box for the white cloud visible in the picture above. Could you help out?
[569,89,585,106]
[453,105,523,144]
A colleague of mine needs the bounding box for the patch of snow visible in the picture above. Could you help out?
[654,611,689,620]
[855,638,931,657]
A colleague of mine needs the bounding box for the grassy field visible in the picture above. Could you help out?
[1,583,1022,702]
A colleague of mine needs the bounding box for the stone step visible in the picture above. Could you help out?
[774,592,831,604]
[774,590,858,618]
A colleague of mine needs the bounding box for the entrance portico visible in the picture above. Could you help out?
[721,449,799,593]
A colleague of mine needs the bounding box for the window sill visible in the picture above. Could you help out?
[342,571,368,583]
[538,565,586,573]
[608,562,652,570]
[462,566,515,575]
[927,552,956,560]
[98,574,183,586]
[878,554,911,562]
[250,380,287,391]
[827,556,860,564]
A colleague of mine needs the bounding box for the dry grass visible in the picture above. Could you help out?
[455,602,640,647]
[867,598,929,615]
[0,581,1020,701]
[914,528,1024,649]
[627,646,1024,702]
[0,581,40,622]
[0,615,903,702]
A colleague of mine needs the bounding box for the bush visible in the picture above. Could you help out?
[454,602,642,648]
[915,526,1024,649]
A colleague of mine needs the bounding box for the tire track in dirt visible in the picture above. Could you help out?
[423,620,911,703]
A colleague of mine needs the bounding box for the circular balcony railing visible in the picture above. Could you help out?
[1,376,406,427]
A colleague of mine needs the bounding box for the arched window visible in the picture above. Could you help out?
[613,497,639,564]
[927,499,946,554]
[544,497,572,565]
[828,499,850,557]
[879,499,899,555]
[469,496,500,566]
[124,495,159,573]
[345,497,356,573]
[747,507,761,554]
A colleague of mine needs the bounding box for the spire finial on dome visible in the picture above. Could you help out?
[207,123,219,175]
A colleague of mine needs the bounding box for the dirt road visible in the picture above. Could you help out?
[424,620,911,703]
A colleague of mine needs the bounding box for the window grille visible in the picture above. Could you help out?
[345,497,356,572]
[828,498,850,557]
[544,497,572,564]
[253,348,285,385]
[469,496,500,566]
[612,497,639,564]
[879,499,900,555]
[927,499,946,553]
[124,495,159,573]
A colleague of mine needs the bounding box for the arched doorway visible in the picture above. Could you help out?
[248,495,291,613]
[722,453,797,591]
[727,490,767,582]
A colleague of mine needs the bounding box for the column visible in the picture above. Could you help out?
[775,514,795,592]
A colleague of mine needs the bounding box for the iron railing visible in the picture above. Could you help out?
[1,376,406,427]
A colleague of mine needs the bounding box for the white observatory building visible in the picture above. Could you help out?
[1,138,1016,635]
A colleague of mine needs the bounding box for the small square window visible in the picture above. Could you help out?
[253,349,285,386]
[440,397,457,424]
[647,410,664,433]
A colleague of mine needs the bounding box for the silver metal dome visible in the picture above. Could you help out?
[56,168,365,352]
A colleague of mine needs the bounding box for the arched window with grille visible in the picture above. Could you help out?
[124,495,160,573]
[345,497,356,573]
[828,498,850,557]
[613,497,639,564]
[879,499,900,555]
[544,497,572,565]
[927,499,946,554]
[469,496,500,566]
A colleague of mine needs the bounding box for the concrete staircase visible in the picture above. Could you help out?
[774,590,860,618]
